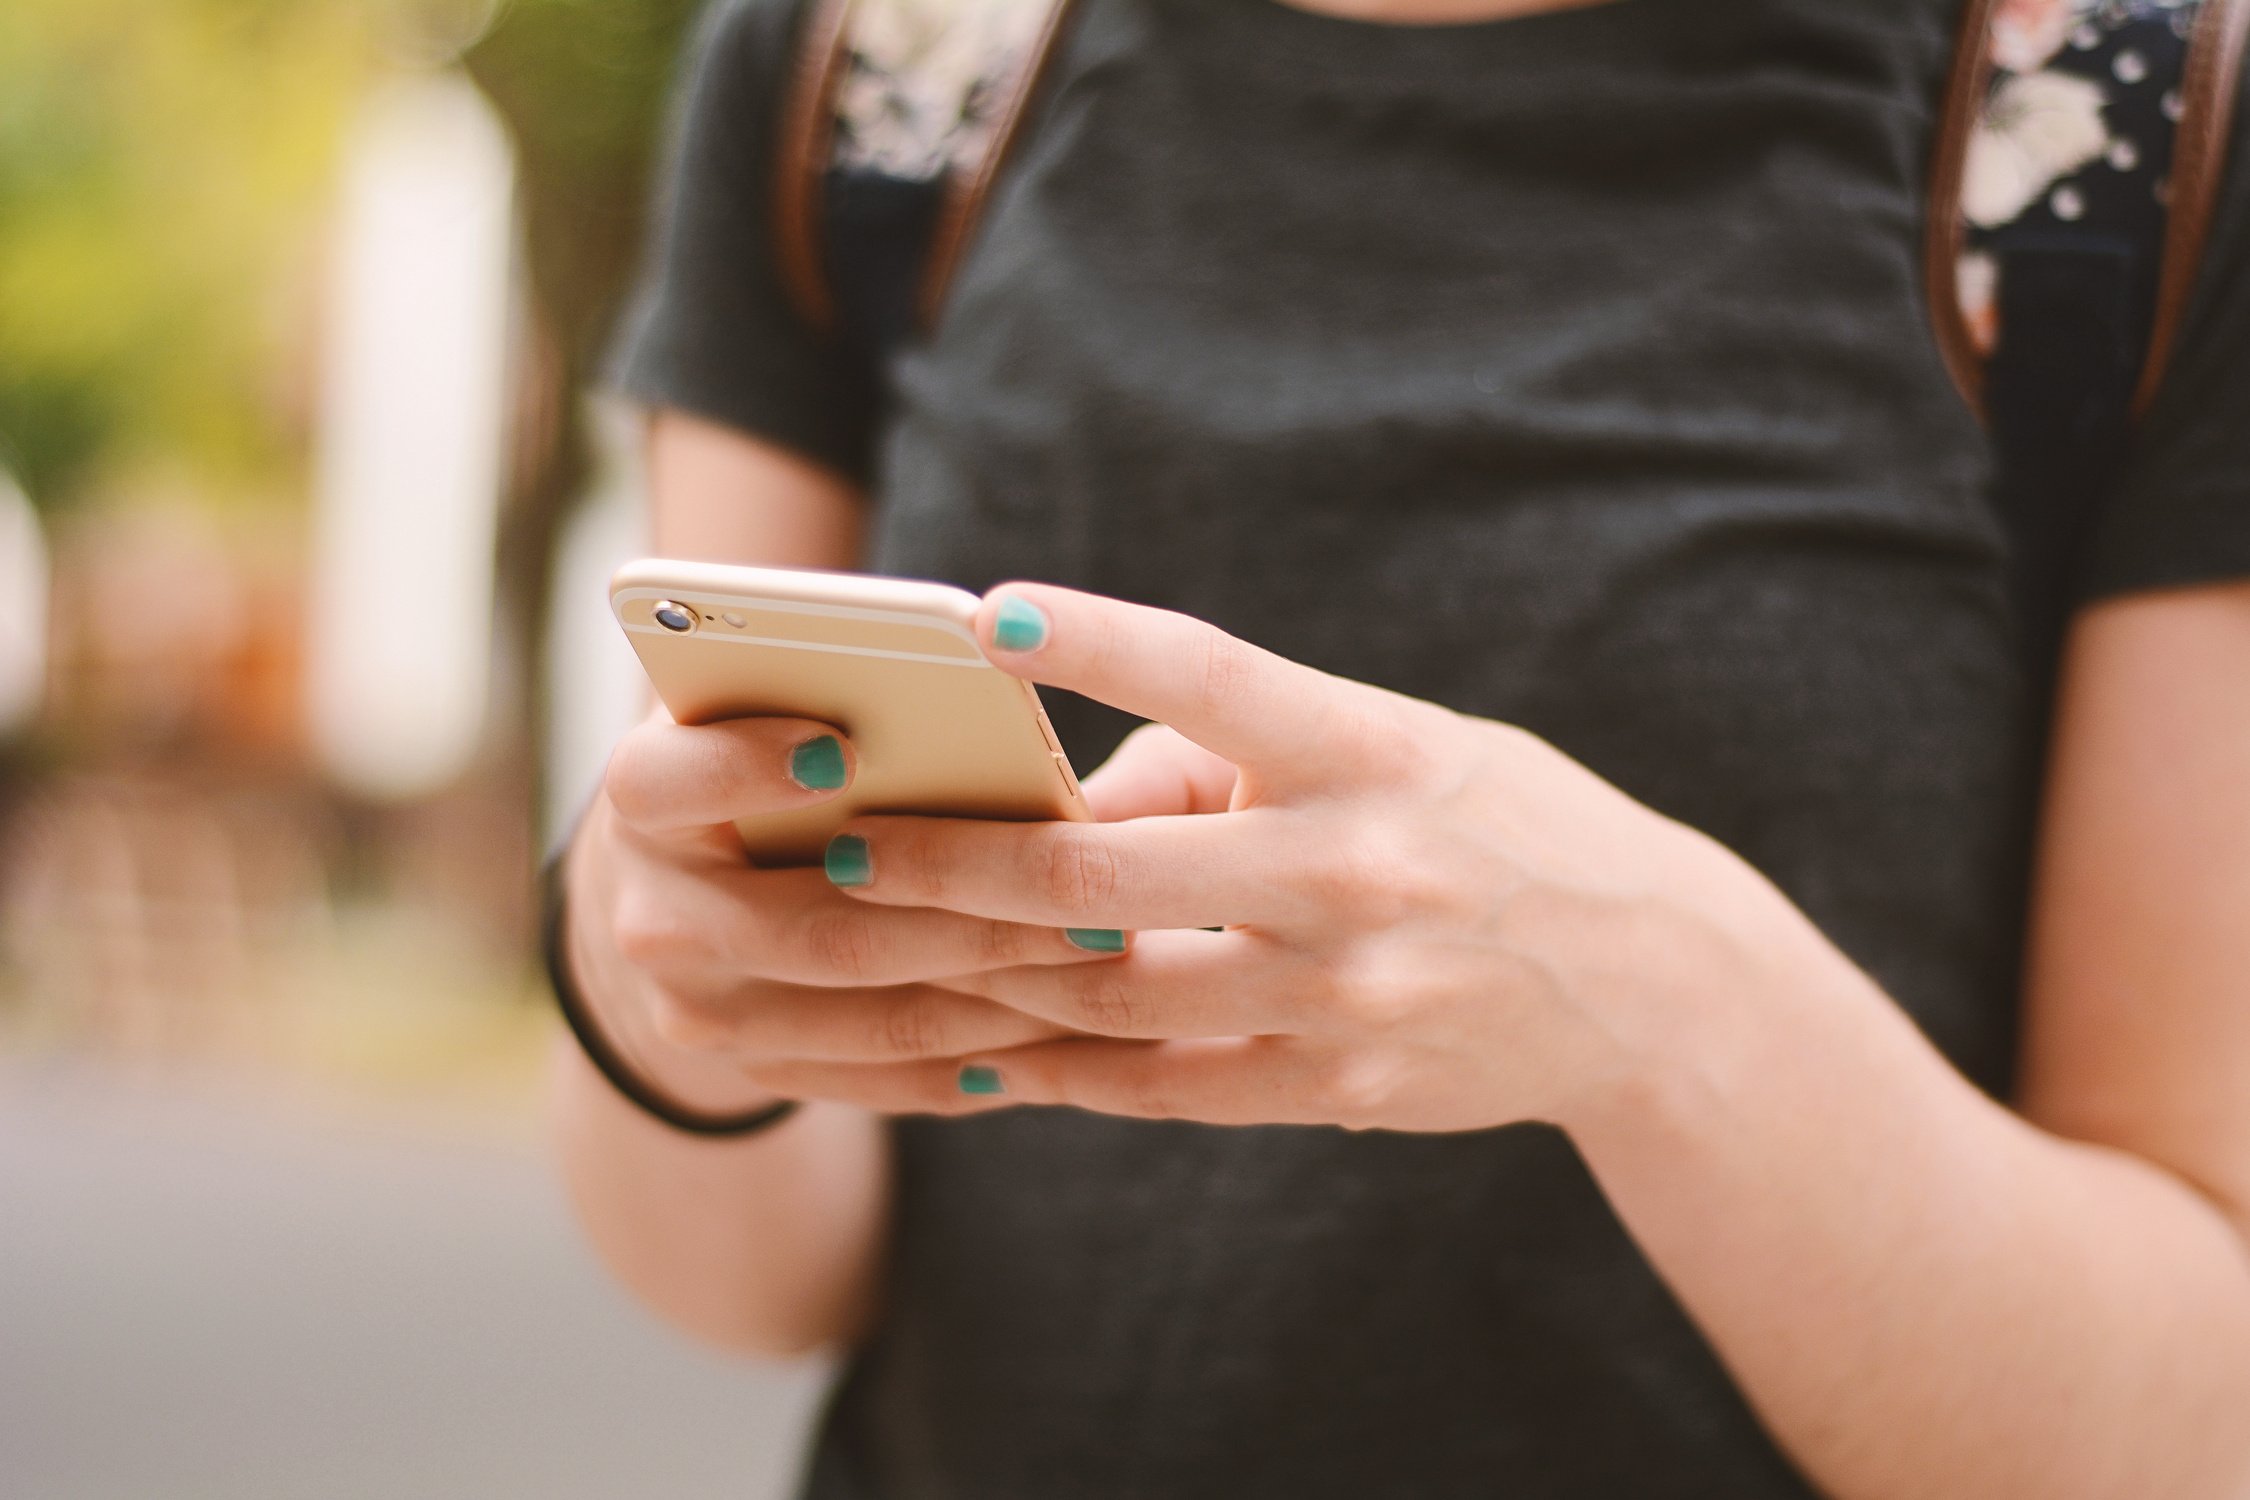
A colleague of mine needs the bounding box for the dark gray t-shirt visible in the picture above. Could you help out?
[610,0,2250,1494]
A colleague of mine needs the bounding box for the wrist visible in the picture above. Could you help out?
[589,998,792,1119]
[551,831,794,1129]
[1555,842,1853,1156]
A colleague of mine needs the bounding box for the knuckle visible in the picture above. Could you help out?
[873,994,949,1059]
[1188,628,1255,713]
[1379,703,1460,785]
[1065,967,1156,1036]
[610,893,686,971]
[1322,1052,1403,1129]
[1388,858,1460,926]
[971,919,1032,970]
[1338,974,1421,1033]
[1328,693,1458,788]
[1297,829,1422,927]
[804,908,882,982]
[1318,946,1416,1031]
[1118,1069,1181,1120]
[1078,612,1131,683]
[647,989,730,1050]
[1040,831,1122,916]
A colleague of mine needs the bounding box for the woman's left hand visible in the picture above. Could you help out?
[741,583,1823,1132]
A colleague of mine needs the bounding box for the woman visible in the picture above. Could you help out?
[554,0,2250,1494]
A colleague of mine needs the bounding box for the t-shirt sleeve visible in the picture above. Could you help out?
[604,0,876,482]
[2077,66,2250,603]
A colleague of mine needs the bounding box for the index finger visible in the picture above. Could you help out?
[973,584,1393,782]
[604,712,856,838]
[826,807,1307,931]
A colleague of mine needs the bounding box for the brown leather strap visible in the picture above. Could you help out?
[2132,0,2250,415]
[773,0,855,333]
[915,0,1077,329]
[1924,0,2004,422]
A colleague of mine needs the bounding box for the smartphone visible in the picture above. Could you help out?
[610,559,1087,866]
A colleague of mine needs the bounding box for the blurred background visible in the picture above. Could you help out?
[0,1,826,1493]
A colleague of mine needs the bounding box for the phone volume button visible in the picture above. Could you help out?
[1052,752,1079,798]
[1034,714,1065,756]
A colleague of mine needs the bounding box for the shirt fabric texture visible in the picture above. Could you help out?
[608,0,2250,1494]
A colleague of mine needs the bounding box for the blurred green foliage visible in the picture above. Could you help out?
[0,0,700,512]
[0,0,372,509]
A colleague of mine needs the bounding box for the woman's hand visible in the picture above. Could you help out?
[743,583,1826,1132]
[563,710,1121,1114]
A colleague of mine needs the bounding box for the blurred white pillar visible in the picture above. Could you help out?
[306,72,516,800]
[542,398,651,849]
[0,467,47,735]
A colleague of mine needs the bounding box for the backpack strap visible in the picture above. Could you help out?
[1927,0,2248,650]
[773,0,1076,356]
[1929,0,2248,422]
[2136,0,2250,411]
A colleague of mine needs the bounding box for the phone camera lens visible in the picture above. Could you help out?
[653,601,696,634]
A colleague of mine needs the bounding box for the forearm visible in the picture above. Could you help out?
[553,1040,890,1357]
[552,804,890,1358]
[1567,889,2250,1500]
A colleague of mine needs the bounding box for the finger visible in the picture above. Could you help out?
[825,808,1306,930]
[604,713,855,837]
[953,1035,1358,1126]
[1079,723,1239,822]
[934,928,1315,1039]
[700,866,1130,989]
[975,583,1410,784]
[643,980,1076,1062]
[607,853,1111,992]
[740,1057,1017,1119]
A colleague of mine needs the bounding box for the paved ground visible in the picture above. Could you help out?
[0,1059,826,1500]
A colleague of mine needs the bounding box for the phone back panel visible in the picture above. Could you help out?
[611,562,1085,867]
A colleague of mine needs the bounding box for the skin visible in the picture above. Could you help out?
[759,585,2250,1500]
[555,0,2250,1483]
[560,412,2250,1496]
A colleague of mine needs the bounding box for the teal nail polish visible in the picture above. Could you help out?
[1065,928,1126,953]
[790,735,847,791]
[824,834,872,888]
[991,594,1049,652]
[958,1064,1005,1096]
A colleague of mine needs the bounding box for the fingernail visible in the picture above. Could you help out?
[824,834,872,888]
[991,594,1049,653]
[789,735,847,791]
[958,1064,1005,1095]
[1065,928,1126,953]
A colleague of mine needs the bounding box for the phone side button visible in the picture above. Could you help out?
[1052,752,1081,799]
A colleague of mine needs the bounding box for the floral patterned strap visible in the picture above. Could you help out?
[1932,0,2249,419]
[831,0,1064,180]
[774,0,1075,340]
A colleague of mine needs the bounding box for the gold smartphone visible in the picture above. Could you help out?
[610,559,1087,866]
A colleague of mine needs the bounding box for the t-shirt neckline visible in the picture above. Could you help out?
[1164,0,1663,86]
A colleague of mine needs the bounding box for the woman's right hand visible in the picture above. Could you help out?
[563,712,1117,1115]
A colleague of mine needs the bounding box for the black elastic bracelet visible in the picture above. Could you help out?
[541,854,801,1139]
